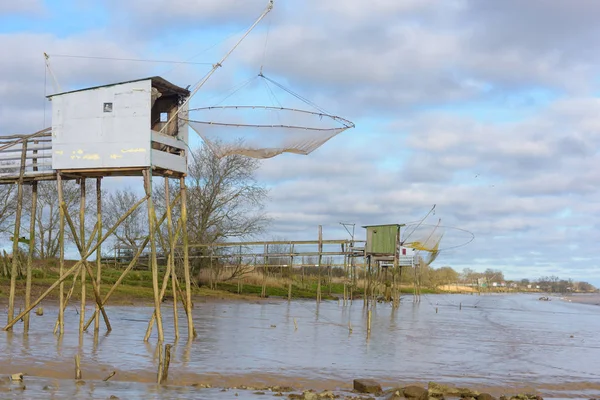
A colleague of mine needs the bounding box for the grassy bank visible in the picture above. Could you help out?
[0,264,442,304]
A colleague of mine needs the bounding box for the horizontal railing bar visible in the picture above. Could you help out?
[187,240,366,248]
[0,154,52,162]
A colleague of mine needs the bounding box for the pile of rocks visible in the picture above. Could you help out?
[351,380,544,400]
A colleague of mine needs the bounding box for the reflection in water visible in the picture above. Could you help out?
[0,294,599,399]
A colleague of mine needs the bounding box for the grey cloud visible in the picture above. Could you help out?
[0,31,236,135]
[104,0,269,35]
[225,0,600,115]
[0,0,44,14]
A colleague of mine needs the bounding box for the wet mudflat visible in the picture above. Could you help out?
[0,293,599,399]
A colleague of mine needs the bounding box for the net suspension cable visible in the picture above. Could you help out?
[158,0,275,136]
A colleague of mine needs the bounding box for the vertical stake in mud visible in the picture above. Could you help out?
[165,178,179,341]
[95,178,102,333]
[57,172,65,335]
[144,169,164,343]
[180,177,196,340]
[79,179,86,335]
[23,180,37,333]
[7,139,27,330]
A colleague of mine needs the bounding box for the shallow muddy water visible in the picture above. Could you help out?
[1,293,599,399]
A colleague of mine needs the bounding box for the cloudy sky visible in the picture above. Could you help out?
[2,0,600,283]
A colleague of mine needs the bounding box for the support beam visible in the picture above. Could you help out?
[180,176,196,340]
[144,169,164,343]
[165,178,179,340]
[83,194,179,331]
[95,178,102,333]
[79,179,86,335]
[7,140,27,329]
[57,173,65,335]
[23,181,37,333]
[4,262,82,331]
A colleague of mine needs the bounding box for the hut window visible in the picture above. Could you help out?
[160,112,168,122]
[103,102,113,113]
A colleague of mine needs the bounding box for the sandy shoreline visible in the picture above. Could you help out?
[559,293,600,306]
[1,359,599,398]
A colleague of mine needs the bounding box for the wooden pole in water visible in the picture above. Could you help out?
[7,190,147,332]
[79,179,86,335]
[317,225,323,303]
[165,178,179,341]
[82,199,177,331]
[95,178,102,333]
[5,262,82,331]
[61,202,112,331]
[161,343,172,384]
[54,269,80,334]
[367,309,372,337]
[157,342,164,384]
[144,169,164,343]
[75,354,82,380]
[7,140,27,330]
[24,181,37,333]
[57,172,65,335]
[288,243,294,301]
[179,177,196,340]
[144,260,173,341]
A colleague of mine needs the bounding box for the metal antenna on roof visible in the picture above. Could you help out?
[159,0,275,135]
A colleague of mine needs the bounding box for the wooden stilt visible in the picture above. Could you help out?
[54,269,80,334]
[4,262,82,331]
[144,259,173,342]
[165,178,179,341]
[10,188,151,332]
[62,202,111,332]
[82,198,178,331]
[144,169,164,343]
[261,244,267,298]
[180,177,195,340]
[95,178,102,333]
[7,140,27,330]
[23,181,37,333]
[57,173,65,335]
[161,343,172,384]
[157,342,164,384]
[317,225,322,304]
[79,179,86,335]
[75,354,82,380]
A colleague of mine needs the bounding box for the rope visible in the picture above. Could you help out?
[160,0,274,135]
[43,61,47,128]
[260,74,331,115]
[402,204,436,245]
[185,106,354,130]
[260,11,272,75]
[214,76,258,106]
[161,25,251,77]
[403,223,475,253]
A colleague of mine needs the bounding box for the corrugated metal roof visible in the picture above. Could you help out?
[46,76,190,98]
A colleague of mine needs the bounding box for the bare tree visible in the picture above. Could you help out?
[185,143,269,244]
[0,183,16,235]
[103,187,148,257]
[152,143,270,278]
[23,181,80,259]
